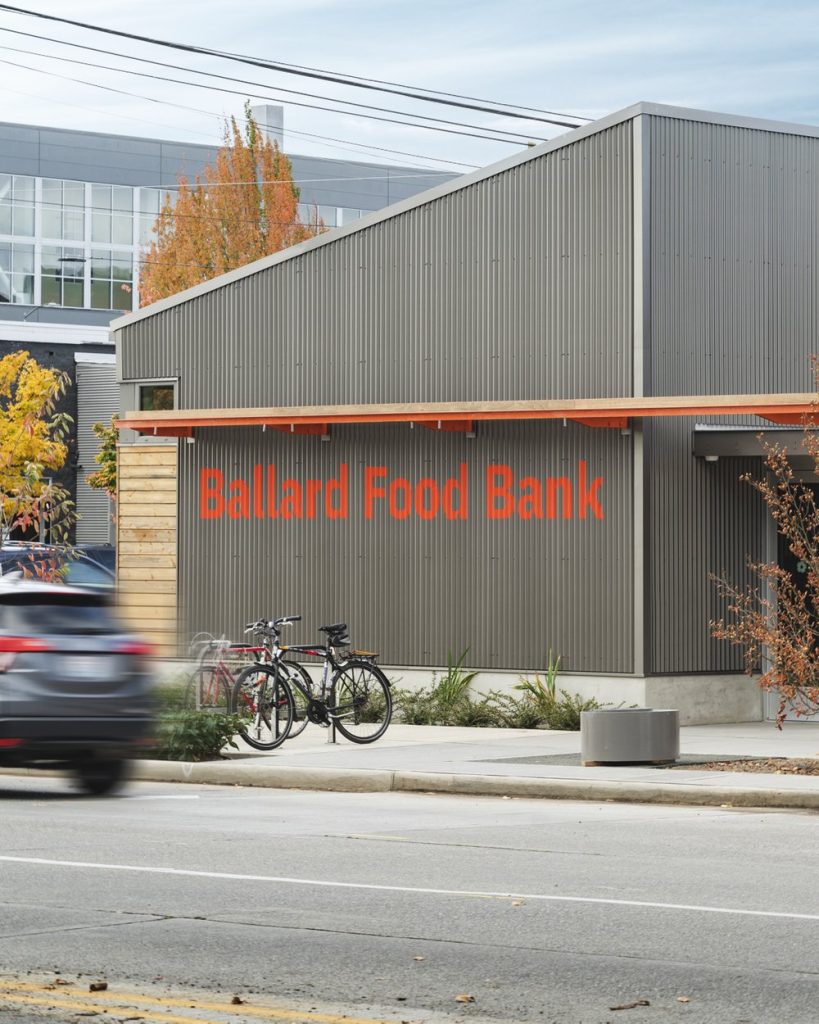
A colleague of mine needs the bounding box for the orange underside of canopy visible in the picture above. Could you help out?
[117,394,819,437]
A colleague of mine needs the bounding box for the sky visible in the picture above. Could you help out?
[1,1,819,174]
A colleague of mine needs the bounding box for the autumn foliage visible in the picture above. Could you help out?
[711,402,819,725]
[0,350,74,543]
[139,107,319,306]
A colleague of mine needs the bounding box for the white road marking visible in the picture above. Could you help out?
[0,854,816,923]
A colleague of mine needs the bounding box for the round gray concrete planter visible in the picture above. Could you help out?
[580,708,680,766]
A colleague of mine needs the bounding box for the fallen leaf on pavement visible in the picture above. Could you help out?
[413,956,426,961]
[511,900,525,907]
[231,995,244,1005]
[89,982,108,992]
[609,998,650,1010]
[455,994,476,1003]
[677,996,691,1003]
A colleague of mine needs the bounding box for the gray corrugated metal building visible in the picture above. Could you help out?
[112,101,819,724]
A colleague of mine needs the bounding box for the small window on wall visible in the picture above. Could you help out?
[139,383,175,411]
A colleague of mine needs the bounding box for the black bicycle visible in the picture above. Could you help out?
[233,618,392,745]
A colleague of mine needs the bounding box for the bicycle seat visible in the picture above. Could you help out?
[319,622,348,634]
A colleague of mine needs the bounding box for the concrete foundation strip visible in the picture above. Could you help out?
[2,761,819,809]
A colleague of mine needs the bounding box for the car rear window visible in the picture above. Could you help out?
[0,598,118,635]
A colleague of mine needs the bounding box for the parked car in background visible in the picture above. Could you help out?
[0,578,154,795]
[0,543,114,591]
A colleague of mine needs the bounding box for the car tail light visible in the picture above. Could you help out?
[0,738,23,748]
[116,640,154,658]
[0,637,51,653]
[0,636,51,673]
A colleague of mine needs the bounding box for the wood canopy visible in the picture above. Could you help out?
[117,393,819,438]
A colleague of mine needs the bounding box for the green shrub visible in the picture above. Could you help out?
[153,708,242,761]
[391,648,601,731]
[515,651,602,730]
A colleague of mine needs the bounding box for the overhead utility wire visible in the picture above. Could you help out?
[0,6,585,130]
[0,28,549,144]
[0,24,585,125]
[0,55,531,148]
[217,51,594,124]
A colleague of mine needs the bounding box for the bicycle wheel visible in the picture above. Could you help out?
[281,661,313,739]
[231,664,294,750]
[185,663,231,711]
[330,659,392,743]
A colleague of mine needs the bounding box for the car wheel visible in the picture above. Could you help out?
[72,757,130,796]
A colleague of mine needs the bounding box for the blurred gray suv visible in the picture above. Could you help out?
[0,579,155,795]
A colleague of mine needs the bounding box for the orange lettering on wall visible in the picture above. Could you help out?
[200,468,224,519]
[227,479,249,520]
[305,479,323,520]
[577,460,604,519]
[389,478,412,520]
[364,466,386,520]
[486,465,514,519]
[280,480,303,520]
[326,463,349,519]
[443,464,468,520]
[545,478,572,520]
[518,476,543,520]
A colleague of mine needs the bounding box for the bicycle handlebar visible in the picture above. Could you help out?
[243,615,301,635]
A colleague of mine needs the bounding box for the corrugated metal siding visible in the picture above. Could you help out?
[75,361,118,544]
[178,422,634,673]
[119,122,634,408]
[648,115,819,673]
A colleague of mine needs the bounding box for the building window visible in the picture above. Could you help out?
[41,245,85,307]
[139,383,175,411]
[41,179,85,242]
[339,207,365,225]
[298,204,337,229]
[92,184,134,245]
[90,250,133,311]
[138,187,176,246]
[0,242,34,303]
[0,174,34,237]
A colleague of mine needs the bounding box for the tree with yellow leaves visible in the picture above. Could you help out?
[0,350,74,544]
[139,105,320,305]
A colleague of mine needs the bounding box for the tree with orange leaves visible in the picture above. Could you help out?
[711,375,819,725]
[139,105,319,306]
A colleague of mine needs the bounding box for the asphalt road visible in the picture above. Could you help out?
[0,775,817,1024]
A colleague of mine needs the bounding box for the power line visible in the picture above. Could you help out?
[0,6,586,130]
[0,55,534,148]
[0,28,549,145]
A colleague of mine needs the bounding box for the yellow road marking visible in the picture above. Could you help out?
[0,980,396,1024]
[0,990,228,1024]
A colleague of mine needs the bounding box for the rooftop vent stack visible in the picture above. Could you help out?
[250,104,285,151]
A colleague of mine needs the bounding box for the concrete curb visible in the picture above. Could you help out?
[4,761,817,809]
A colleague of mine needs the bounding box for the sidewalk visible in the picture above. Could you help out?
[129,721,819,810]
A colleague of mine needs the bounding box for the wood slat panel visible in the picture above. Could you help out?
[118,542,177,555]
[118,566,177,581]
[120,604,178,621]
[117,517,177,530]
[118,554,178,569]
[119,591,176,608]
[117,466,179,480]
[118,579,176,594]
[117,443,178,653]
[119,448,178,466]
[119,528,176,544]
